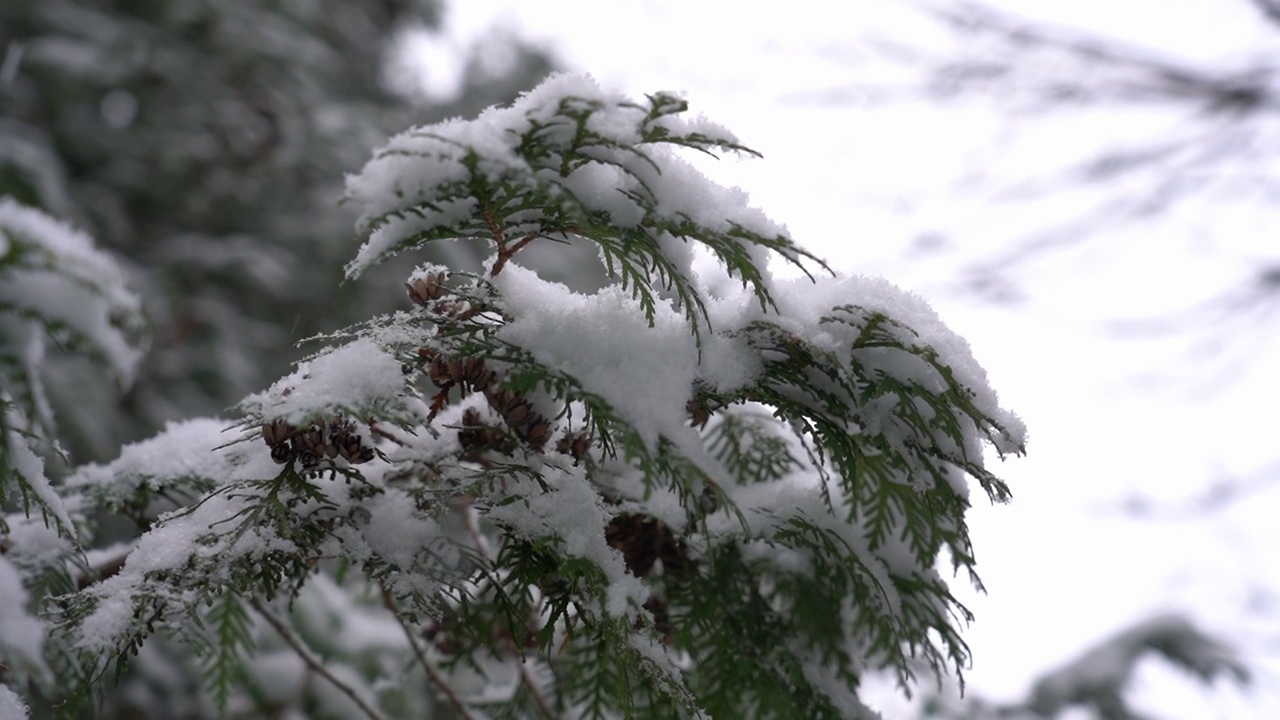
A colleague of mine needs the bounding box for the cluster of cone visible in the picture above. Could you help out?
[260,416,375,469]
[409,270,592,457]
[408,271,705,647]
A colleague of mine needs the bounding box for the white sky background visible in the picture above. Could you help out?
[409,1,1280,716]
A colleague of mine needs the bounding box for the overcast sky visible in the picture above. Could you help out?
[413,2,1280,715]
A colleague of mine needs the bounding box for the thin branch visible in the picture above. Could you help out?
[379,583,478,720]
[367,418,408,446]
[250,597,388,720]
[504,637,557,720]
[922,0,1278,110]
[76,542,135,590]
[1248,0,1280,25]
[481,204,507,247]
[1104,460,1280,520]
[490,232,538,278]
[481,198,544,277]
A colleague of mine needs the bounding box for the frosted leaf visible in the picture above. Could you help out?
[3,405,73,533]
[713,273,1026,496]
[770,273,1026,454]
[73,490,295,655]
[2,512,74,569]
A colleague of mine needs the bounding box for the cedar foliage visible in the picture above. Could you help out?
[1,75,1025,719]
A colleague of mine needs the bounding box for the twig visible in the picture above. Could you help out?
[489,233,538,278]
[367,418,408,446]
[484,205,539,277]
[481,205,507,246]
[250,597,388,720]
[75,542,135,591]
[379,583,477,720]
[506,637,558,720]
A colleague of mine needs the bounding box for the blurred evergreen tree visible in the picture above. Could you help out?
[0,0,554,462]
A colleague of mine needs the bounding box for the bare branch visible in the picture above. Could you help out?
[1106,460,1280,520]
[914,1,1280,113]
[1248,0,1280,26]
[1023,615,1249,717]
[829,1,1280,304]
[379,583,478,720]
[251,597,388,720]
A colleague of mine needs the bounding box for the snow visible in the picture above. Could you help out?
[1026,614,1248,715]
[1,512,74,569]
[245,651,306,707]
[16,69,1029,716]
[710,464,907,622]
[494,264,702,451]
[490,253,1020,491]
[0,271,137,379]
[356,490,445,571]
[485,468,649,617]
[626,631,709,719]
[0,686,28,720]
[65,417,275,503]
[73,486,295,654]
[769,274,1025,454]
[345,73,792,283]
[4,406,73,532]
[294,574,409,654]
[243,338,408,425]
[0,196,141,384]
[298,657,378,720]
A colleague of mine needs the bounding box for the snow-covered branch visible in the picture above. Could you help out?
[3,74,1025,719]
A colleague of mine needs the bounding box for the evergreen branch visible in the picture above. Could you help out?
[15,75,1027,718]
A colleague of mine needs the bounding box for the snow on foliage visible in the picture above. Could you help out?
[4,74,1027,719]
[492,264,710,451]
[0,197,142,388]
[0,198,142,547]
[241,337,412,426]
[65,418,263,505]
[3,410,73,534]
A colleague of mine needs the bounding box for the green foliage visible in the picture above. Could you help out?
[347,89,827,337]
[0,198,143,537]
[193,592,255,713]
[4,75,1026,720]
